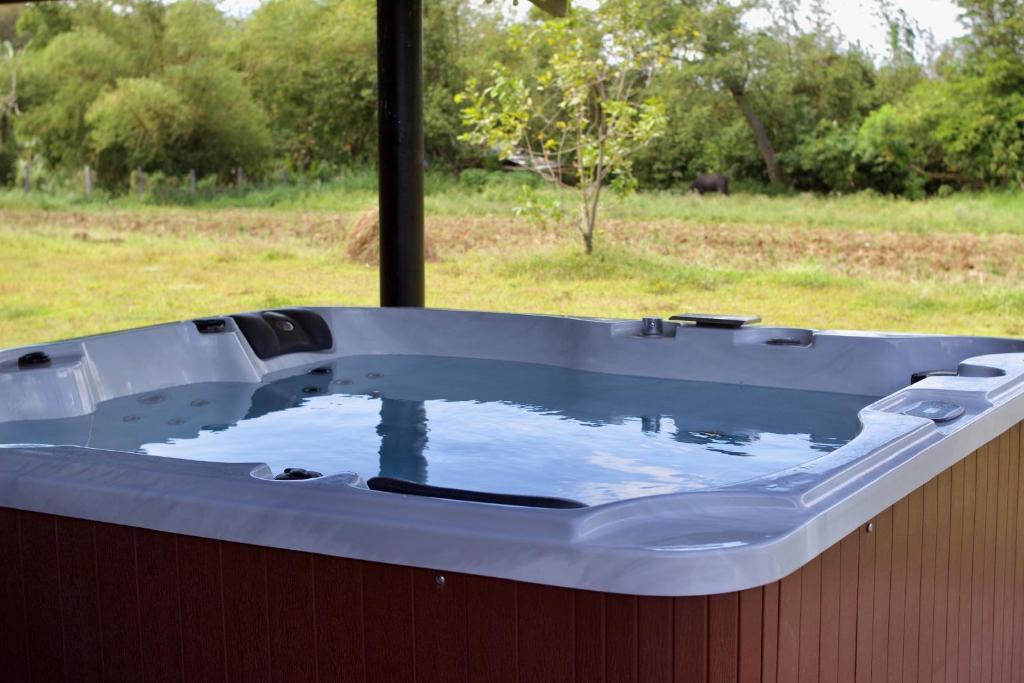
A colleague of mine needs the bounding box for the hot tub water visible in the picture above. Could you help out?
[0,355,875,505]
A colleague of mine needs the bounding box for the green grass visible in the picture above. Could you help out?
[0,186,1022,348]
[1,202,1023,349]
[1,174,1022,234]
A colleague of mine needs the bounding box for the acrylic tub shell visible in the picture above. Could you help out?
[2,307,1024,597]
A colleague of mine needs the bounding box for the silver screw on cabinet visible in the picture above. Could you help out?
[866,522,875,533]
[436,575,446,589]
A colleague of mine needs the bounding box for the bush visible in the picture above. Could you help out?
[457,168,491,191]
[856,77,1024,194]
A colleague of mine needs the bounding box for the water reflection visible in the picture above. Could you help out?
[377,399,428,482]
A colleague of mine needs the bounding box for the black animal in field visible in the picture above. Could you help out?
[689,173,730,195]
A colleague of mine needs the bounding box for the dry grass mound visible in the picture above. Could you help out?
[346,207,438,265]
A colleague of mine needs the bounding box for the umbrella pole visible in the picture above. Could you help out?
[377,0,425,307]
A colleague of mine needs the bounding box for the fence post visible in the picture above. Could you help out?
[236,166,245,189]
[135,167,145,196]
[22,158,29,193]
[84,165,93,200]
[188,169,197,198]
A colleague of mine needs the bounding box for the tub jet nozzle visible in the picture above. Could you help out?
[641,317,664,336]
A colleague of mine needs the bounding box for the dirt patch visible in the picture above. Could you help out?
[0,209,354,244]
[596,219,1024,286]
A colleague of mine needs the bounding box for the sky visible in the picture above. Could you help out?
[218,0,966,59]
[787,0,963,56]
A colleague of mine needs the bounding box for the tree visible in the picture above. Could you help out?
[458,0,668,253]
[763,7,881,191]
[0,41,21,184]
[854,0,1024,192]
[13,0,271,185]
[953,0,1024,101]
[857,72,1024,192]
[86,77,189,182]
[16,28,128,169]
[14,2,72,49]
[239,0,378,170]
[160,62,272,179]
[689,0,788,186]
[956,0,1024,73]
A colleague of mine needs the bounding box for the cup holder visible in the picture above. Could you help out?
[957,363,1007,379]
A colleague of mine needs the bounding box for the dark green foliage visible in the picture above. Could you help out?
[13,0,271,187]
[0,133,16,186]
[239,0,377,169]
[17,28,129,169]
[854,0,1024,193]
[86,77,189,184]
[0,0,1019,197]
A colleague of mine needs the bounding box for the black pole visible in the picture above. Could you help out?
[377,0,425,307]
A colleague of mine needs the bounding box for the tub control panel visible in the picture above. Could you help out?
[901,400,966,423]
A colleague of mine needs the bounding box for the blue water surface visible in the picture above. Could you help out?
[0,355,877,505]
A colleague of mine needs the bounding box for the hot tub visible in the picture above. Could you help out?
[2,307,1023,681]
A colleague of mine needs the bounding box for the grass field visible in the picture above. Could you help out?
[1,185,1023,349]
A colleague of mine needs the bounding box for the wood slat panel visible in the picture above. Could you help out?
[709,592,739,683]
[605,593,638,682]
[947,459,967,683]
[870,505,894,683]
[957,455,978,683]
[221,541,271,683]
[55,517,103,682]
[19,510,66,682]
[466,574,516,683]
[517,582,575,683]
[1013,425,1024,677]
[674,595,708,683]
[135,528,184,683]
[993,428,1019,683]
[574,589,605,683]
[4,418,1024,682]
[975,442,999,683]
[0,506,27,683]
[855,513,876,683]
[94,521,144,682]
[916,479,938,682]
[930,470,953,683]
[638,595,674,683]
[978,438,995,683]
[777,570,802,682]
[178,535,227,683]
[819,543,842,683]
[266,549,316,683]
[413,567,469,683]
[901,488,924,683]
[887,498,909,682]
[761,582,780,683]
[737,588,763,683]
[798,556,822,683]
[837,533,860,683]
[312,555,366,683]
[362,561,415,682]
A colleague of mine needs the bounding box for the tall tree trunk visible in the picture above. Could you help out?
[729,85,786,186]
